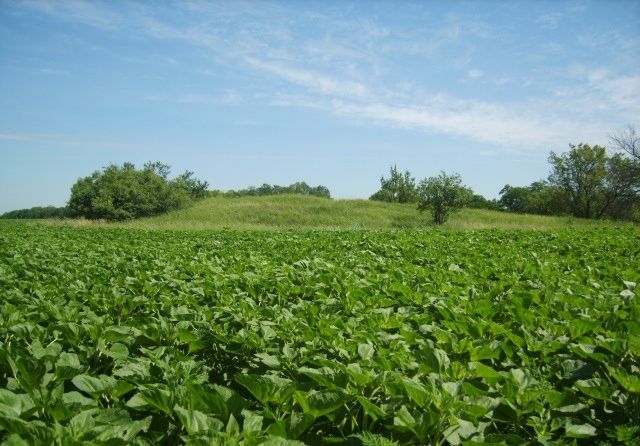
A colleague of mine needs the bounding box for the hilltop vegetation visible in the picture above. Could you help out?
[370,142,640,223]
[68,162,208,221]
[83,195,626,231]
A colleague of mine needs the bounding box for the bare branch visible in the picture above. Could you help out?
[609,125,639,160]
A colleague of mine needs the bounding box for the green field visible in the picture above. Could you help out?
[1,220,638,445]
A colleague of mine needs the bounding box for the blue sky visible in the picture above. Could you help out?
[1,0,639,212]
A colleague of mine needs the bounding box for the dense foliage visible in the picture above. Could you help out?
[222,182,331,199]
[500,144,640,221]
[0,206,75,219]
[68,162,209,221]
[417,172,472,224]
[1,222,638,445]
[370,166,418,203]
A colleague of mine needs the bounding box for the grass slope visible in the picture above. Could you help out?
[103,194,627,230]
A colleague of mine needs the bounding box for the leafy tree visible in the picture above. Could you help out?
[598,153,640,220]
[417,172,472,224]
[370,165,418,203]
[499,181,567,215]
[173,171,209,199]
[68,162,208,221]
[466,194,501,211]
[545,143,639,220]
[498,185,531,213]
[548,144,609,219]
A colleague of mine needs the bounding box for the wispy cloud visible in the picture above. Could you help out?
[467,69,483,79]
[536,12,563,30]
[178,90,244,106]
[38,68,70,75]
[18,0,638,153]
[246,58,369,99]
[325,98,599,150]
[0,133,34,141]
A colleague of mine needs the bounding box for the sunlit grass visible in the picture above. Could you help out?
[65,194,633,231]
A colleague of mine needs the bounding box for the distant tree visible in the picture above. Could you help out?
[466,194,501,211]
[68,162,208,221]
[499,181,567,215]
[498,185,531,213]
[546,143,639,220]
[173,170,209,199]
[548,144,609,219]
[0,206,76,219]
[598,153,640,219]
[417,172,472,224]
[370,165,418,203]
[227,182,331,198]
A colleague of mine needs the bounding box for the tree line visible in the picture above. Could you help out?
[370,127,640,224]
[2,126,637,223]
[0,206,77,220]
[214,182,331,199]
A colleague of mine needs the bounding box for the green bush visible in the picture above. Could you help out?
[68,162,208,221]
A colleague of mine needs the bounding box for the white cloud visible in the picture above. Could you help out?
[0,133,33,141]
[536,12,563,30]
[246,58,370,99]
[467,69,483,79]
[178,90,243,106]
[325,99,581,149]
[18,1,637,154]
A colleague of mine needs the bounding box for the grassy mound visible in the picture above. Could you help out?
[103,194,625,230]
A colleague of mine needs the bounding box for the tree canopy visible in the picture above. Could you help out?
[68,162,208,221]
[417,172,472,224]
[369,165,418,203]
[225,181,331,198]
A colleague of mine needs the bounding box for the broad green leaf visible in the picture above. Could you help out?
[174,404,224,435]
[294,390,347,417]
[30,340,62,361]
[574,378,614,401]
[286,411,315,439]
[346,363,373,387]
[442,418,478,445]
[358,343,375,361]
[62,391,98,409]
[139,385,173,415]
[71,374,116,396]
[565,422,597,438]
[55,352,83,381]
[242,413,263,433]
[256,352,281,368]
[607,366,640,393]
[0,390,35,417]
[236,374,295,405]
[356,396,386,421]
[469,362,501,380]
[226,413,240,436]
[103,343,129,360]
[186,383,229,419]
[298,366,342,389]
[401,378,430,408]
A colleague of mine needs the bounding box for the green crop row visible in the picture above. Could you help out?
[0,222,638,445]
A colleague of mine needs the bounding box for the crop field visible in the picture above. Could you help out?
[0,222,639,445]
